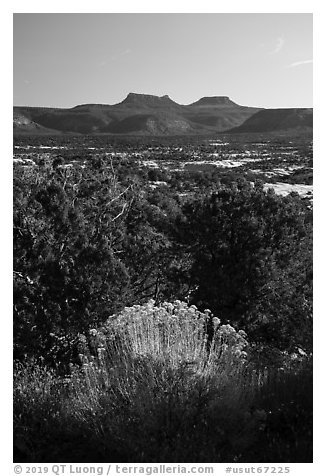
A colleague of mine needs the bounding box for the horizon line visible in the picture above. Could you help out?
[13,93,313,110]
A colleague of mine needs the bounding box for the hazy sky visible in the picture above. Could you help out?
[13,13,313,108]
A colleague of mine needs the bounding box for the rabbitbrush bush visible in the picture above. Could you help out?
[66,300,256,461]
[78,299,248,370]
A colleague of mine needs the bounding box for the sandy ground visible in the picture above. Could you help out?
[263,182,313,198]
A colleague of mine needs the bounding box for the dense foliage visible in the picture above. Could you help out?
[14,162,176,363]
[14,158,312,364]
[13,146,313,462]
[177,180,312,351]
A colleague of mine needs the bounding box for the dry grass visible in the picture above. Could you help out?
[14,301,312,463]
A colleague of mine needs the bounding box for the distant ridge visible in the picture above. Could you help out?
[13,93,312,136]
[228,108,313,133]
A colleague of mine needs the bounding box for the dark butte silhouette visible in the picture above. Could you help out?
[13,93,313,135]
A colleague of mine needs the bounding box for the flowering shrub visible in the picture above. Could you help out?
[77,300,248,377]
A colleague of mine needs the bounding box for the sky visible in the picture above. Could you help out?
[13,13,312,109]
[13,13,313,109]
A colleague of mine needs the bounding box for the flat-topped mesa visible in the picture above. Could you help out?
[119,92,179,107]
[190,96,239,107]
